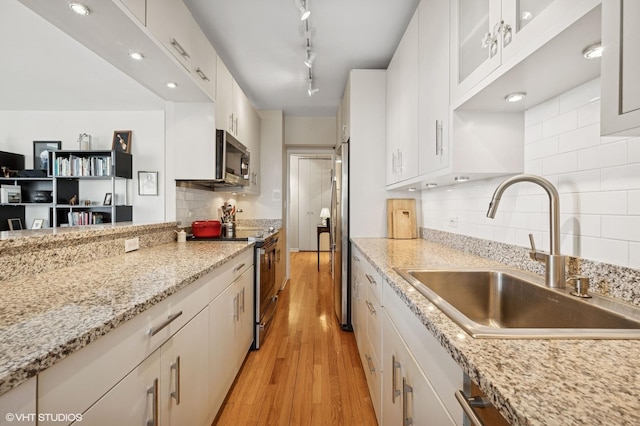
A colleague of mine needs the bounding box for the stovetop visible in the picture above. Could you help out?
[188,228,278,245]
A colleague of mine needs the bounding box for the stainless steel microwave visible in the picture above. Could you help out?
[215,129,250,187]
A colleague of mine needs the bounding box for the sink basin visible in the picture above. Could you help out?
[394,268,640,339]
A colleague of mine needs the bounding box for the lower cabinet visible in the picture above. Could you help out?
[382,310,455,425]
[0,377,36,426]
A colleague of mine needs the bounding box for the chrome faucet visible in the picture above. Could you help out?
[486,174,565,288]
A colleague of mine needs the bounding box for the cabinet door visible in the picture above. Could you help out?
[0,378,36,426]
[79,350,161,426]
[245,106,261,194]
[119,0,146,25]
[233,81,253,143]
[209,282,240,416]
[216,58,234,134]
[418,0,450,176]
[147,0,194,71]
[237,266,255,356]
[161,308,210,426]
[191,25,217,100]
[382,311,456,426]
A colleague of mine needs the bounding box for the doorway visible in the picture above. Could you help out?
[289,154,333,252]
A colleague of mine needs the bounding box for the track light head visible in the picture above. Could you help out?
[307,79,319,96]
[294,0,310,20]
[304,50,317,68]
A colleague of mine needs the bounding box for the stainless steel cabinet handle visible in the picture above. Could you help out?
[354,254,360,262]
[392,355,401,403]
[365,354,376,374]
[146,378,158,426]
[195,67,209,82]
[502,23,513,48]
[170,356,181,405]
[365,274,377,285]
[234,263,246,272]
[229,114,234,132]
[392,152,396,176]
[366,300,376,316]
[436,120,443,156]
[170,38,190,59]
[241,287,245,314]
[403,378,413,426]
[455,390,485,426]
[234,295,240,322]
[148,311,183,336]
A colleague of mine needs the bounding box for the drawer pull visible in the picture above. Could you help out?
[366,300,376,316]
[392,355,401,403]
[146,378,158,426]
[365,274,377,285]
[403,378,413,426]
[148,311,183,336]
[170,38,190,59]
[354,255,360,262]
[454,390,485,426]
[365,354,376,374]
[234,263,246,272]
[170,356,181,405]
[195,67,210,82]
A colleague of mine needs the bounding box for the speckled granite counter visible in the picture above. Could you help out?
[352,238,640,426]
[0,239,253,397]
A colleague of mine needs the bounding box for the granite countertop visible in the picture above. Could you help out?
[0,239,254,397]
[351,238,640,426]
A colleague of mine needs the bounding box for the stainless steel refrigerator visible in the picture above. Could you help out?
[331,140,351,330]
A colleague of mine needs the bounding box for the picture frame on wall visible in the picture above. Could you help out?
[33,141,61,171]
[112,131,132,153]
[138,171,158,196]
[103,193,112,206]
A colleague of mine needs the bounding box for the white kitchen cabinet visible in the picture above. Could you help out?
[147,0,217,99]
[0,377,36,426]
[208,264,255,420]
[451,0,600,105]
[216,58,235,135]
[386,7,419,185]
[382,310,456,426]
[601,0,640,136]
[244,104,262,195]
[340,80,351,143]
[418,0,450,176]
[118,0,146,25]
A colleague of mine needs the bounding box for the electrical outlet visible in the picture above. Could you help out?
[124,237,139,253]
[448,217,458,228]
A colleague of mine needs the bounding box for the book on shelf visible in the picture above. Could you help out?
[53,155,112,177]
[66,211,105,226]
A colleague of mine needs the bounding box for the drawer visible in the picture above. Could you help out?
[361,340,382,423]
[209,248,254,301]
[365,286,383,363]
[38,273,211,422]
[353,247,382,305]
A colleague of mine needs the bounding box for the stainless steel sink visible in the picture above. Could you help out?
[394,268,640,339]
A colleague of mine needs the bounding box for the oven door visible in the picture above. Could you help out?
[254,238,278,349]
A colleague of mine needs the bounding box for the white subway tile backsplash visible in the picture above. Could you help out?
[560,214,601,237]
[630,243,640,269]
[525,97,559,127]
[524,123,543,144]
[577,141,627,171]
[542,110,577,138]
[558,78,600,113]
[579,236,628,266]
[629,191,640,214]
[542,151,577,175]
[558,170,600,193]
[557,123,600,153]
[602,216,640,242]
[577,100,600,127]
[525,136,558,160]
[601,164,640,191]
[628,138,640,163]
[560,191,627,215]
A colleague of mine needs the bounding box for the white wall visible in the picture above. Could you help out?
[284,116,336,146]
[422,78,640,268]
[0,110,166,224]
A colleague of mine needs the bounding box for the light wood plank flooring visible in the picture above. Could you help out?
[214,252,377,425]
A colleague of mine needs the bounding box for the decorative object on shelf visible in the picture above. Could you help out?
[31,218,44,229]
[7,218,22,231]
[69,195,77,206]
[138,171,158,196]
[2,166,18,177]
[33,141,61,171]
[83,200,91,206]
[112,131,132,154]
[0,185,21,203]
[77,133,92,151]
[103,193,112,206]
[32,190,53,203]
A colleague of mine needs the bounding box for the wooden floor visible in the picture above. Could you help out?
[214,252,377,425]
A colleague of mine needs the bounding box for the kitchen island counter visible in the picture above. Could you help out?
[0,239,253,397]
[352,237,640,426]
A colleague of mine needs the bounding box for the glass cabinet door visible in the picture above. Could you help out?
[457,0,492,83]
[515,0,555,32]
[621,0,640,114]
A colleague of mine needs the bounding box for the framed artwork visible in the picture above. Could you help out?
[112,130,132,153]
[7,218,23,231]
[33,141,61,171]
[138,171,158,196]
[31,219,44,229]
[103,193,112,206]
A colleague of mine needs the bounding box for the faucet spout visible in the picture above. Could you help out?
[487,174,565,288]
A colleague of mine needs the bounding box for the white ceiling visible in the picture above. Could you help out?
[183,0,420,116]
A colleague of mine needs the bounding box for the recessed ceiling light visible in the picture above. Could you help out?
[408,187,416,192]
[166,82,178,89]
[521,11,533,21]
[68,2,90,15]
[582,42,603,59]
[454,176,470,182]
[504,92,526,103]
[129,52,144,61]
[425,183,438,188]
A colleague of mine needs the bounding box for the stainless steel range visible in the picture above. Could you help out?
[189,227,280,349]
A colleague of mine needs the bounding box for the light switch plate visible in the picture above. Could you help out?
[125,237,139,253]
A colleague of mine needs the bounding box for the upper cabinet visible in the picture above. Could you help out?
[147,0,217,99]
[451,0,602,109]
[386,8,419,185]
[119,0,146,25]
[601,0,640,136]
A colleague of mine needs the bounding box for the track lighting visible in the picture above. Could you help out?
[294,0,310,21]
[307,79,319,96]
[304,50,316,68]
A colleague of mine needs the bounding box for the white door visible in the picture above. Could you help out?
[297,158,332,251]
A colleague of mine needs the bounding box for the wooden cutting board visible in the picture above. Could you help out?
[387,199,417,239]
